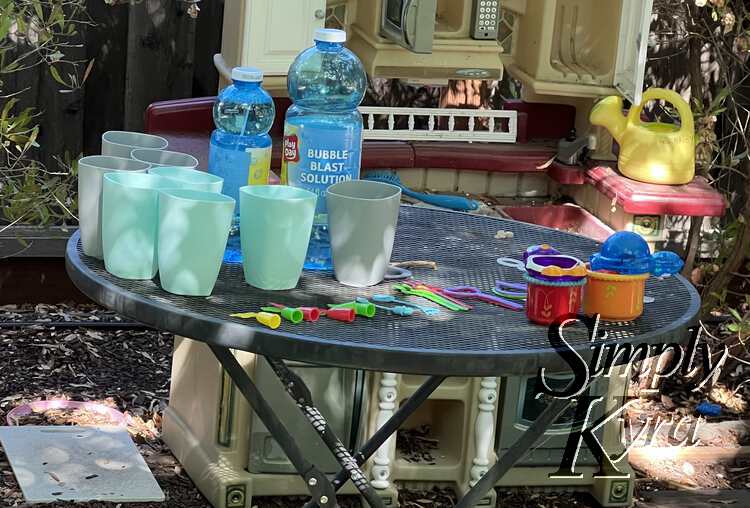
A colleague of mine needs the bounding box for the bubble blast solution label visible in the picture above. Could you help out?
[282,123,361,215]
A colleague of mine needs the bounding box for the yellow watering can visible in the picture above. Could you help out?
[590,88,695,185]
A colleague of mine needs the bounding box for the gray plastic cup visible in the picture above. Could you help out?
[77,155,151,259]
[101,131,168,158]
[131,148,199,169]
[148,166,223,193]
[327,180,402,287]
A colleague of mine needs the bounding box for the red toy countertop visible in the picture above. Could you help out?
[160,132,556,174]
[146,96,557,174]
[159,133,415,171]
[585,165,726,217]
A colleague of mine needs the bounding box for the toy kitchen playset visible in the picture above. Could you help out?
[146,1,726,507]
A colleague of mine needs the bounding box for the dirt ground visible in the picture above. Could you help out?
[1,303,748,507]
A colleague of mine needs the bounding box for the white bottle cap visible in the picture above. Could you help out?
[314,28,346,43]
[231,66,263,82]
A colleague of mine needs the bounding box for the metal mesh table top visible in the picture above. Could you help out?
[66,206,700,376]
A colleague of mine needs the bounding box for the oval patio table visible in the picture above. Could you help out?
[65,206,700,508]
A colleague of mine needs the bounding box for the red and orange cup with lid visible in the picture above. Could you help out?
[522,253,588,326]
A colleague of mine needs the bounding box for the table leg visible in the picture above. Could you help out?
[263,357,384,508]
[302,375,447,508]
[208,346,338,507]
[456,397,573,508]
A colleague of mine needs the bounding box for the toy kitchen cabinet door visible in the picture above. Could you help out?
[224,0,326,76]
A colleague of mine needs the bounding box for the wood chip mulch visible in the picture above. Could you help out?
[0,303,211,508]
[396,425,439,464]
[5,303,749,507]
[399,486,457,507]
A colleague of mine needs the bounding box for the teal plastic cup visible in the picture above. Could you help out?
[239,185,317,290]
[101,172,175,279]
[157,189,235,296]
[148,166,223,193]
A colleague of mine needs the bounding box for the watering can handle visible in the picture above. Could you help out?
[628,88,694,135]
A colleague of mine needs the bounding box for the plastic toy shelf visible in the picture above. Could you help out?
[561,165,727,217]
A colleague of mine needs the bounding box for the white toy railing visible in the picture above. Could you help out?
[358,106,517,143]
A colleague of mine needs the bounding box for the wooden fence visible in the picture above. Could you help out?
[3,0,223,171]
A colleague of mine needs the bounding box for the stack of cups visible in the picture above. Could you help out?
[78,131,234,297]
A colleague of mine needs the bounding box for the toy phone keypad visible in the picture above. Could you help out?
[471,0,500,40]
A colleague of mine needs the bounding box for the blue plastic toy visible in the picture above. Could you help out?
[696,401,721,417]
[356,297,414,317]
[590,231,684,276]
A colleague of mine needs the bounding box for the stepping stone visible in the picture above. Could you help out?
[0,425,164,504]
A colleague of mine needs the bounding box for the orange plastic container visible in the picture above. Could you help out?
[583,270,649,321]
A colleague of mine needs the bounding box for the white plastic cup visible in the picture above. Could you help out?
[130,148,199,169]
[101,131,168,158]
[77,155,150,259]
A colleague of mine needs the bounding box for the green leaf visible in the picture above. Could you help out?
[709,88,731,112]
[729,307,743,322]
[38,205,50,225]
[0,9,12,40]
[33,1,43,21]
[26,125,39,148]
[50,4,64,29]
[49,66,67,86]
[727,323,739,332]
[3,60,20,72]
[1,97,17,120]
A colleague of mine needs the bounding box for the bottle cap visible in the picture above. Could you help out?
[314,28,346,43]
[231,66,263,82]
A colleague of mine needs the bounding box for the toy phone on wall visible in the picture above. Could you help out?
[471,0,500,40]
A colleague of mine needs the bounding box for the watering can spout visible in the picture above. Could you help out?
[589,95,628,144]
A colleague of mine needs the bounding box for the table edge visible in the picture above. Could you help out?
[64,227,701,377]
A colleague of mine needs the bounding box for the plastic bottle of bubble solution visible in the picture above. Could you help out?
[209,67,275,262]
[282,28,367,271]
